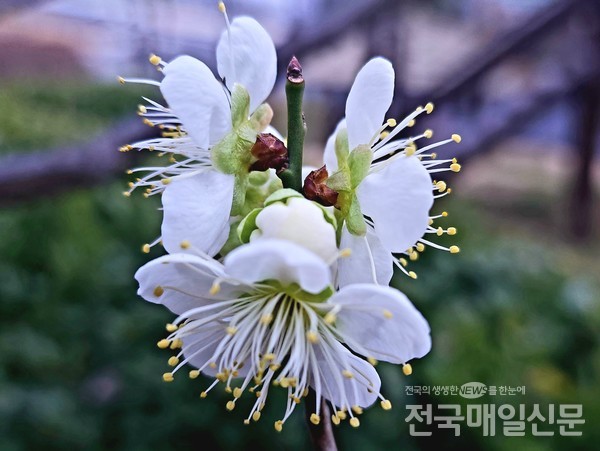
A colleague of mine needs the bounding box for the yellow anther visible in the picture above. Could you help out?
[452,134,462,143]
[342,370,354,379]
[350,417,360,428]
[149,54,162,65]
[381,399,392,410]
[351,406,363,415]
[324,312,336,325]
[310,413,320,425]
[450,163,461,172]
[170,339,183,349]
[337,410,347,420]
[200,391,208,398]
[449,245,460,254]
[331,414,341,425]
[143,118,154,127]
[119,145,129,153]
[425,102,435,114]
[447,227,457,235]
[407,119,416,127]
[431,152,437,159]
[252,411,261,421]
[279,378,289,388]
[153,286,164,297]
[243,419,250,425]
[209,362,217,369]
[122,191,131,197]
[161,178,171,185]
[137,104,147,114]
[380,131,389,139]
[436,181,447,192]
[408,271,418,280]
[399,258,408,267]
[162,372,174,382]
[269,363,281,371]
[409,252,419,261]
[210,282,221,295]
[166,323,178,332]
[416,242,425,252]
[142,244,151,254]
[260,313,273,325]
[442,211,449,217]
[424,129,433,139]
[340,248,352,258]
[367,357,378,366]
[274,420,283,432]
[126,169,133,175]
[437,227,444,236]
[226,326,237,336]
[403,363,413,376]
[447,188,453,194]
[428,218,434,226]
[382,309,393,319]
[233,387,243,398]
[255,391,262,398]
[306,331,319,344]
[263,353,276,361]
[189,370,200,379]
[117,76,125,84]
[218,1,226,13]
[180,240,191,250]
[226,400,236,411]
[157,339,170,349]
[386,118,397,127]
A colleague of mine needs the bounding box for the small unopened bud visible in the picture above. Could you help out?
[249,133,289,173]
[303,166,339,207]
[287,56,304,84]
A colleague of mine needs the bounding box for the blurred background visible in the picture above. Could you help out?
[0,0,598,450]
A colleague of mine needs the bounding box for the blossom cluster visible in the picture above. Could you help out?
[120,2,461,430]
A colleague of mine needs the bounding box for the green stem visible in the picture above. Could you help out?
[280,56,305,192]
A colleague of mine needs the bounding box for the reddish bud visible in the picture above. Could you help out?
[303,166,339,207]
[250,133,289,173]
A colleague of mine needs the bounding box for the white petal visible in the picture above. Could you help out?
[323,119,346,173]
[161,171,234,256]
[253,197,338,262]
[135,253,229,315]
[337,226,393,287]
[311,339,380,409]
[345,58,394,150]
[216,17,277,112]
[329,284,431,364]
[161,56,231,148]
[357,155,433,252]
[224,239,332,294]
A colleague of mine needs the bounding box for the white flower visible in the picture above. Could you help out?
[248,195,339,263]
[135,239,431,429]
[323,57,462,286]
[121,7,277,256]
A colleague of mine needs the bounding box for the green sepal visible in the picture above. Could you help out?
[346,193,366,236]
[264,188,303,206]
[231,173,249,216]
[249,103,274,132]
[326,169,352,192]
[263,281,334,304]
[237,208,262,243]
[349,144,373,189]
[230,84,250,128]
[335,128,350,168]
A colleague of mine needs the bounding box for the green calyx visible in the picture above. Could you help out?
[326,129,373,236]
[211,83,274,215]
[258,280,334,304]
[236,188,337,244]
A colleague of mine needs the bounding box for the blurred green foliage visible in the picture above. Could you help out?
[0,84,598,450]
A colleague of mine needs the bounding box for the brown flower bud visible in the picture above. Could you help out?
[250,133,289,173]
[303,166,339,207]
[287,56,303,84]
